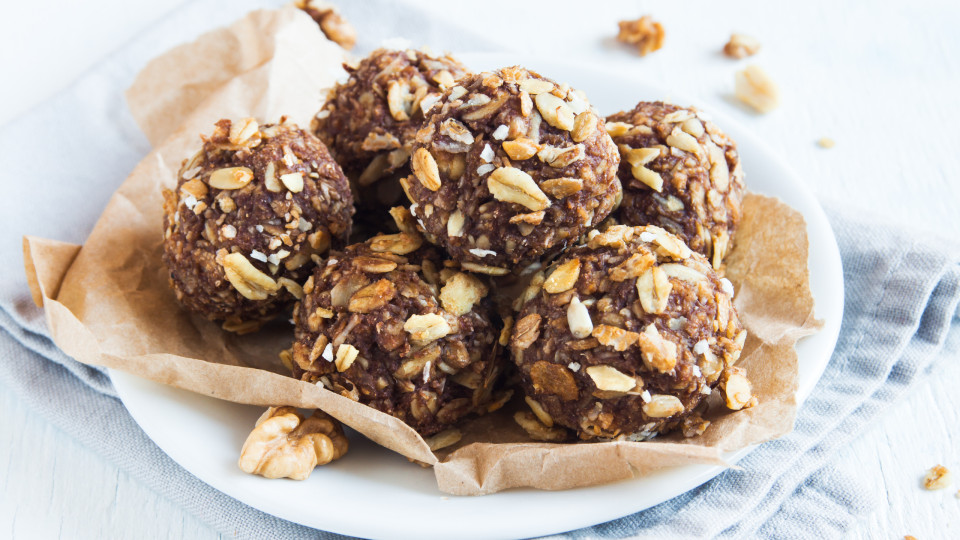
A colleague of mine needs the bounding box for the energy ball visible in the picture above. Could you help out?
[402,66,621,275]
[606,102,744,270]
[289,221,504,436]
[509,224,754,441]
[162,118,354,332]
[312,48,470,215]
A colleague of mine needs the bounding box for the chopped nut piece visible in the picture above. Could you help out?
[529,361,579,401]
[566,296,594,339]
[735,65,780,113]
[511,314,542,350]
[238,407,348,480]
[514,411,567,442]
[544,259,581,294]
[642,395,684,418]
[723,33,761,59]
[720,366,757,410]
[404,313,451,342]
[228,118,260,146]
[586,365,636,393]
[571,112,597,143]
[280,172,304,193]
[592,324,641,351]
[636,324,678,373]
[636,266,672,314]
[412,148,442,191]
[487,167,551,211]
[335,343,359,372]
[439,272,488,315]
[923,464,952,490]
[446,209,465,237]
[616,16,665,56]
[219,252,280,300]
[534,92,575,131]
[208,167,254,190]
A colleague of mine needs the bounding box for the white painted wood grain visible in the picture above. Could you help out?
[1,0,959,538]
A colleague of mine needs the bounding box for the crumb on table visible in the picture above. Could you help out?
[616,16,665,57]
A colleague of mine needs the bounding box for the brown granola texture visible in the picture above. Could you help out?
[289,230,504,436]
[606,102,745,270]
[161,118,354,332]
[312,48,470,217]
[509,224,751,440]
[402,66,622,274]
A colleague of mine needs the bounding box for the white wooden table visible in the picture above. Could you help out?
[2,0,959,537]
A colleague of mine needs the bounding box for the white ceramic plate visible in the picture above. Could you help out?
[110,54,844,539]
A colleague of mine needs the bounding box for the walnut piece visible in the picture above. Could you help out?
[616,16,665,57]
[723,33,761,59]
[238,406,348,480]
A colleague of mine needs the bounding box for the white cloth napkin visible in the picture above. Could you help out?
[2,0,958,538]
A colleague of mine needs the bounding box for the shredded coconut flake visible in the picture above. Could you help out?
[326,258,339,266]
[469,248,497,258]
[639,231,656,242]
[422,360,432,383]
[640,390,652,403]
[267,254,280,266]
[250,250,268,263]
[693,340,709,355]
[720,278,735,297]
[691,365,702,377]
[182,195,198,210]
[321,343,334,362]
[568,362,581,372]
[476,163,495,176]
[409,203,419,217]
[492,125,509,140]
[256,224,264,233]
[700,386,712,395]
[480,144,495,163]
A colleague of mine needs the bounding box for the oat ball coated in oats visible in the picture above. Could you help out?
[606,102,744,270]
[289,220,505,436]
[312,48,470,215]
[162,118,354,332]
[401,66,622,275]
[509,224,754,441]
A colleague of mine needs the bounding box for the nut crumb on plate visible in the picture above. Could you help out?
[723,34,761,59]
[923,464,952,490]
[734,65,780,113]
[817,137,835,149]
[616,16,665,57]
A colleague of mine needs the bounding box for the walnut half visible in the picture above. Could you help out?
[238,407,348,480]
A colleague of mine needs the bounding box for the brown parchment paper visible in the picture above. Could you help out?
[22,7,823,495]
